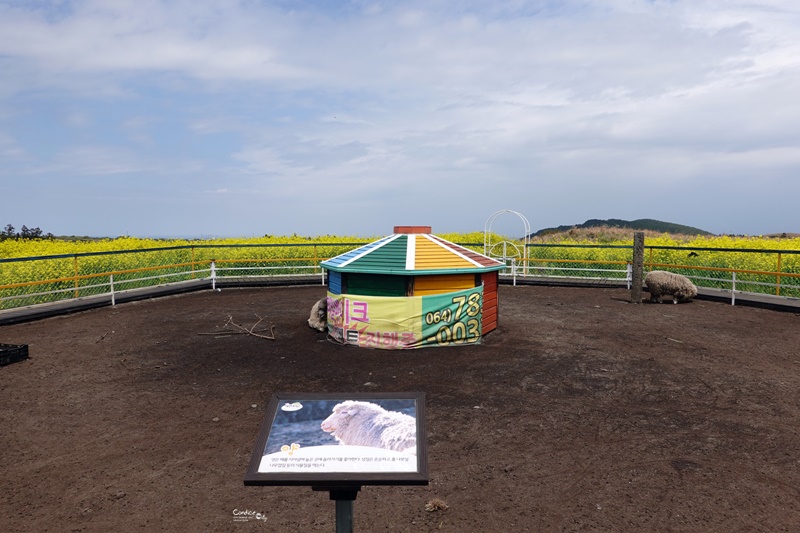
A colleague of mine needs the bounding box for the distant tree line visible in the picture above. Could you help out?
[1,224,55,240]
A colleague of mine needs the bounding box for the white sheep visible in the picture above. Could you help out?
[645,270,698,304]
[308,297,327,331]
[320,401,417,454]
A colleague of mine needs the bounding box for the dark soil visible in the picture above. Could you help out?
[1,285,799,532]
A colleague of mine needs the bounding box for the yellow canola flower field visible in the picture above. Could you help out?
[524,233,800,297]
[0,233,492,286]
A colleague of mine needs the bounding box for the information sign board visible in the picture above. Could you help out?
[244,392,428,488]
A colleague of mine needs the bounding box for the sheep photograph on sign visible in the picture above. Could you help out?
[244,392,428,486]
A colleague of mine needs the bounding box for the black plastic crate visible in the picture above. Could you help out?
[0,343,29,366]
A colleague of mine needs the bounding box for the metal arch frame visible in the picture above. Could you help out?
[484,210,531,266]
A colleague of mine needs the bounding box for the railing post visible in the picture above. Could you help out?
[524,256,530,277]
[626,263,632,290]
[73,255,79,298]
[631,232,644,303]
[732,271,736,306]
[776,252,782,296]
[110,274,116,306]
[211,260,217,290]
[512,258,517,286]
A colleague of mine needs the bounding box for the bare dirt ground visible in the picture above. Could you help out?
[1,284,799,532]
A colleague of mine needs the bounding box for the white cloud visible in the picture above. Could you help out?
[39,145,149,176]
[0,131,26,160]
[1,0,799,236]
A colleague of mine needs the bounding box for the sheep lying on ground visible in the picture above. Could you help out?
[307,298,327,331]
[645,270,697,304]
[320,401,417,454]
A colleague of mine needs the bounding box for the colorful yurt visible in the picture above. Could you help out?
[320,226,505,349]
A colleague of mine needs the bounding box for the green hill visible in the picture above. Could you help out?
[530,218,713,238]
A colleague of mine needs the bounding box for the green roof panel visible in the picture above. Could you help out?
[321,229,505,275]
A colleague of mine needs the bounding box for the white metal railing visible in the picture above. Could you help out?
[499,260,800,306]
[687,271,799,305]
[502,258,632,288]
[1,262,329,312]
[0,267,213,308]
[210,263,325,290]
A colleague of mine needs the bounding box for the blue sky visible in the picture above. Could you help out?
[1,0,799,238]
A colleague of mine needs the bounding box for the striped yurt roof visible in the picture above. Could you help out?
[321,226,505,275]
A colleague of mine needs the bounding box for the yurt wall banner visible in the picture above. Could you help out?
[327,286,483,349]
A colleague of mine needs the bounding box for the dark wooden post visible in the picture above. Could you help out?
[631,232,644,303]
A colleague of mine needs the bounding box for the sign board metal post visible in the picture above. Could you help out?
[313,486,360,533]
